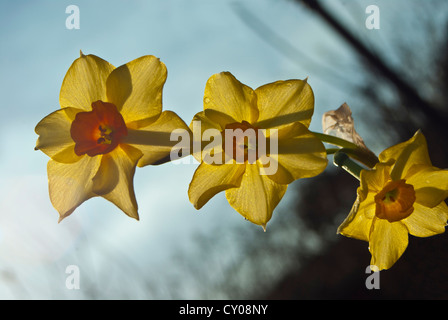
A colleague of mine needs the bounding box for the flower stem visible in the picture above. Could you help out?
[122,129,184,147]
[325,148,340,155]
[333,151,364,180]
[313,132,379,168]
[313,132,359,150]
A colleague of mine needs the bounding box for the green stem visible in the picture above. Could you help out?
[333,151,364,180]
[313,132,359,150]
[313,132,379,168]
[122,128,188,147]
[325,148,340,155]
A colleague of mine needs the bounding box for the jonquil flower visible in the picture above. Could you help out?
[338,131,448,270]
[188,72,327,229]
[35,52,189,221]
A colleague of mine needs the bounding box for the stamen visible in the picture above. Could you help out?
[70,101,127,156]
[97,125,113,144]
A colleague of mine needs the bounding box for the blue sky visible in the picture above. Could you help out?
[0,0,421,298]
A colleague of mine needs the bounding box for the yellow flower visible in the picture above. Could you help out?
[35,53,189,221]
[338,131,448,270]
[188,72,327,229]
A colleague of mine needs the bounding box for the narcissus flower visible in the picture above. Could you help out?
[35,53,189,221]
[338,131,448,270]
[188,72,327,229]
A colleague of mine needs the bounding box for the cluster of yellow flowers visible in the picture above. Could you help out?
[35,53,448,271]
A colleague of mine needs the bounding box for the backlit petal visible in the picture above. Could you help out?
[403,202,448,237]
[254,79,314,129]
[35,107,84,163]
[106,55,167,125]
[202,108,238,131]
[188,162,246,210]
[264,122,327,184]
[337,195,375,242]
[406,165,448,208]
[59,53,115,111]
[225,163,287,228]
[98,144,143,220]
[92,153,119,195]
[359,164,391,199]
[48,155,101,221]
[189,111,226,162]
[369,218,409,270]
[203,72,258,124]
[379,130,432,180]
[123,111,191,167]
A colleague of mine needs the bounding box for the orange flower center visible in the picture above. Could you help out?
[222,121,263,163]
[374,179,416,222]
[70,100,127,157]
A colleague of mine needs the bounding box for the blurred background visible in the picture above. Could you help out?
[0,0,447,299]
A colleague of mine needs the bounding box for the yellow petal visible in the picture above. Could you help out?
[337,194,375,242]
[403,202,448,237]
[189,111,226,163]
[264,122,327,184]
[59,54,115,111]
[121,111,191,167]
[96,144,143,220]
[254,79,314,129]
[406,165,448,208]
[379,130,432,180]
[106,55,167,125]
[50,145,82,164]
[35,108,83,163]
[225,163,287,227]
[188,162,246,210]
[203,108,239,131]
[48,155,101,221]
[359,163,391,199]
[203,72,258,124]
[369,218,409,270]
[92,153,119,195]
